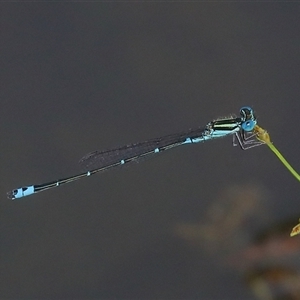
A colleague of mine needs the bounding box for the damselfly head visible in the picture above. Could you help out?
[240,106,257,131]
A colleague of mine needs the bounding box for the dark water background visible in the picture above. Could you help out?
[1,4,300,299]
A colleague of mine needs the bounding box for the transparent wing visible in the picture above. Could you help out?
[79,127,207,171]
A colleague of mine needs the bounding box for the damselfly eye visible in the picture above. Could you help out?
[240,106,255,120]
[241,120,255,131]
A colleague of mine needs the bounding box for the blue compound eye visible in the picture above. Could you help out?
[240,106,253,113]
[240,106,254,121]
[241,120,255,131]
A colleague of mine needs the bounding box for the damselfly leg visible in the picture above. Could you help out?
[233,130,264,150]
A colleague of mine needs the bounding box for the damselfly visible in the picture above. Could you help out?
[8,106,258,200]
